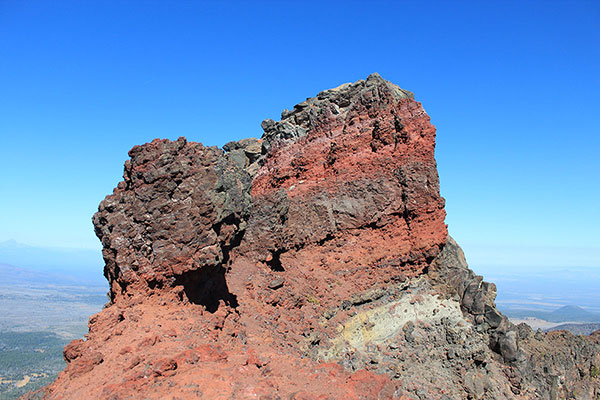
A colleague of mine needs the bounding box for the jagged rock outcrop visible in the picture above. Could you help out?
[30,74,600,400]
[92,138,252,309]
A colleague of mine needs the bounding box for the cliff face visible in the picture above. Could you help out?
[34,74,600,400]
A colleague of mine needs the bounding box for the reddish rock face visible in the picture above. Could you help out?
[92,73,447,309]
[245,73,447,295]
[33,74,599,400]
[40,73,445,399]
[221,75,448,362]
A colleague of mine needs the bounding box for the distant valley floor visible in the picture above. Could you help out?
[0,283,106,399]
[509,317,600,335]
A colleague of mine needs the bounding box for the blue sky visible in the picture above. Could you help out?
[0,1,598,269]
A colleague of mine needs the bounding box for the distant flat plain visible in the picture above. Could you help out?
[0,242,106,399]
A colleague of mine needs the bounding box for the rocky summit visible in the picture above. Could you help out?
[30,74,600,399]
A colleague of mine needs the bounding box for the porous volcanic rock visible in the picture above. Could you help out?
[92,138,252,308]
[30,74,600,400]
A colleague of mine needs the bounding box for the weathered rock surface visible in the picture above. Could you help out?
[30,74,600,400]
[92,138,252,308]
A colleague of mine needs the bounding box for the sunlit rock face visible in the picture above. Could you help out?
[33,75,600,400]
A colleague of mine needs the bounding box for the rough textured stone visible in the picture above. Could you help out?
[92,137,252,306]
[31,74,600,400]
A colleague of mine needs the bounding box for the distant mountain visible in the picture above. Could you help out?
[547,323,600,336]
[550,305,600,322]
[505,305,600,323]
[0,240,105,285]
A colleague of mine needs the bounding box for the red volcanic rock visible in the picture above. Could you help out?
[151,357,177,377]
[67,351,103,378]
[31,74,599,400]
[248,73,446,263]
[62,339,85,363]
[236,74,447,325]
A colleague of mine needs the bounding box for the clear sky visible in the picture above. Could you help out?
[0,1,598,269]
